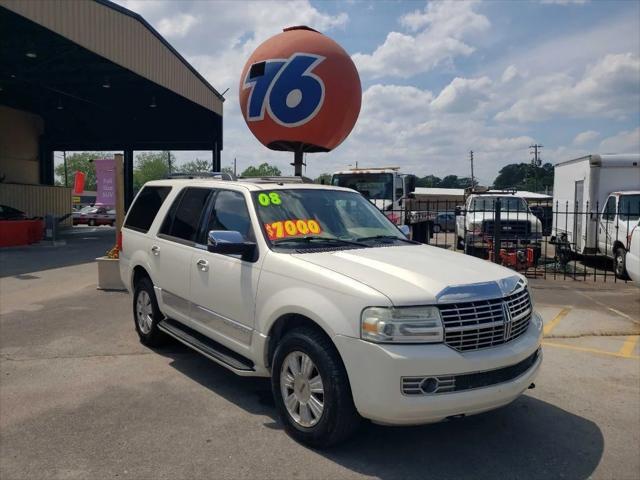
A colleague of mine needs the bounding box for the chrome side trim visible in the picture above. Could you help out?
[191,304,253,345]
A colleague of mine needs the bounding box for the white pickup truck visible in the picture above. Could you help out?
[120,177,542,447]
[456,192,543,260]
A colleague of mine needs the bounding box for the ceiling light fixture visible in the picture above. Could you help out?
[102,77,111,89]
[56,98,64,110]
[149,96,157,108]
[25,51,37,59]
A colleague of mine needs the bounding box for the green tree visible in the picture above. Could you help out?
[314,173,332,184]
[133,151,172,191]
[493,162,554,191]
[240,162,282,177]
[180,158,211,174]
[416,175,441,188]
[54,152,109,191]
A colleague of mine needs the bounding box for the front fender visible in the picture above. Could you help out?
[256,284,362,340]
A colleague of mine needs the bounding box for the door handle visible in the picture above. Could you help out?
[151,245,160,256]
[196,259,209,272]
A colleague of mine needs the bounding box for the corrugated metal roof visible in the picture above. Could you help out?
[0,0,223,116]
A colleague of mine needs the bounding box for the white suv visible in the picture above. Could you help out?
[120,177,543,447]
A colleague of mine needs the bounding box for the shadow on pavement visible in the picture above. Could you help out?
[161,347,604,480]
[0,226,115,277]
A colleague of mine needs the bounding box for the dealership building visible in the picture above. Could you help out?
[0,0,223,222]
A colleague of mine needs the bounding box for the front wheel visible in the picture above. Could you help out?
[433,224,441,234]
[271,328,361,448]
[614,248,629,280]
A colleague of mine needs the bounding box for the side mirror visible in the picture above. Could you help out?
[208,230,256,257]
[454,206,462,216]
[399,225,411,237]
[405,175,417,195]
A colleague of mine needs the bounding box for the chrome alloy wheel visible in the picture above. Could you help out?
[136,290,153,334]
[280,351,325,428]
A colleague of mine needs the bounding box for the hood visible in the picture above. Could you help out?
[293,245,522,306]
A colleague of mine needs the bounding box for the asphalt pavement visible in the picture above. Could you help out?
[0,235,638,480]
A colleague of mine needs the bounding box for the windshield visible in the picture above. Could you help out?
[252,189,407,250]
[619,194,640,221]
[331,173,393,201]
[471,196,529,212]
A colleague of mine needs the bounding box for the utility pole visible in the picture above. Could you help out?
[63,151,68,187]
[167,150,171,175]
[529,144,543,192]
[233,157,237,176]
[469,150,475,188]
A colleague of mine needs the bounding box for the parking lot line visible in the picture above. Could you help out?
[618,335,639,358]
[543,307,571,336]
[543,341,640,360]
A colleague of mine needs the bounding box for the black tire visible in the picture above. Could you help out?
[433,224,441,234]
[133,276,168,347]
[614,247,629,280]
[457,236,465,250]
[271,327,361,448]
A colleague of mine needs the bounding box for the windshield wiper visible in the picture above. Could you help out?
[273,236,370,248]
[356,235,419,244]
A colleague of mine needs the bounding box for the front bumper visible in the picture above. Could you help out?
[334,311,543,425]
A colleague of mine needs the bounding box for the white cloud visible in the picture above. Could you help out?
[541,0,588,4]
[353,1,489,78]
[501,65,519,83]
[157,13,199,38]
[573,130,600,145]
[431,76,492,113]
[495,53,640,122]
[599,128,640,153]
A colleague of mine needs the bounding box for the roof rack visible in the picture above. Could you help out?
[347,166,400,172]
[237,176,314,184]
[167,172,236,181]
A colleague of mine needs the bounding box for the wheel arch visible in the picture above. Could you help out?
[265,313,336,369]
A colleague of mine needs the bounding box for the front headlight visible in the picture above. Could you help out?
[361,306,444,343]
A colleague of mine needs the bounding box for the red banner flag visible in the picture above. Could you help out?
[73,171,86,194]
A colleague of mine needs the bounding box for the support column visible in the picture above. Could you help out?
[123,149,134,211]
[38,138,54,185]
[212,141,221,172]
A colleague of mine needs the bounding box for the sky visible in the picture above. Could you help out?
[115,0,640,185]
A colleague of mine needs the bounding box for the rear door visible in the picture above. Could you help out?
[153,187,213,325]
[189,189,261,349]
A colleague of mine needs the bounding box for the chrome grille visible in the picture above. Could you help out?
[438,286,532,352]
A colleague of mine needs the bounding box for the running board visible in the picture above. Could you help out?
[158,319,255,372]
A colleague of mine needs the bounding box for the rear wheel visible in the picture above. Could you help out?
[271,327,361,448]
[133,276,167,347]
[433,224,441,233]
[88,219,96,226]
[614,247,629,280]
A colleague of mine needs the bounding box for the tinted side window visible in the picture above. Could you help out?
[205,190,254,242]
[165,188,212,242]
[124,186,171,233]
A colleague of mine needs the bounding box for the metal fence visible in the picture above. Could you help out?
[384,196,640,282]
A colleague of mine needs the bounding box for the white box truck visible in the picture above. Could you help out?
[552,154,640,277]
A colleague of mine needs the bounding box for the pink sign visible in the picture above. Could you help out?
[94,158,115,206]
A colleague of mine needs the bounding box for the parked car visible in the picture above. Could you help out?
[72,206,115,226]
[0,204,27,220]
[120,177,543,447]
[624,220,640,282]
[433,212,456,233]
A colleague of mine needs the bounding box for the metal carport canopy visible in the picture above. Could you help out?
[0,0,224,201]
